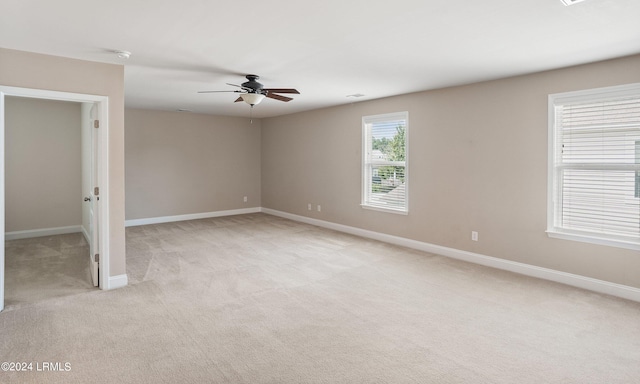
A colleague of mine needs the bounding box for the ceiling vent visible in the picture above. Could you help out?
[560,0,588,5]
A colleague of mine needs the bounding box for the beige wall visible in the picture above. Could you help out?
[262,54,640,289]
[5,97,81,232]
[0,48,126,277]
[125,109,261,220]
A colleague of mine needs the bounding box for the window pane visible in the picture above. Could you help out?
[369,165,406,209]
[561,169,640,237]
[561,128,640,164]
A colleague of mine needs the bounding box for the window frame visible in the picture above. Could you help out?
[361,111,409,214]
[547,82,640,251]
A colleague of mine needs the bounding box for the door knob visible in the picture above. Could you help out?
[84,197,92,202]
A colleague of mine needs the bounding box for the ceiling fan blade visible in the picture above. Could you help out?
[227,83,253,91]
[234,96,244,103]
[266,93,293,102]
[264,88,300,94]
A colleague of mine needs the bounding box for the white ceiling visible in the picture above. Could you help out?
[1,0,639,118]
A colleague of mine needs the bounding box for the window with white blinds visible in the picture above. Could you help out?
[548,83,640,250]
[362,112,408,214]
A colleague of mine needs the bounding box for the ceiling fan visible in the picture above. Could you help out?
[198,74,300,106]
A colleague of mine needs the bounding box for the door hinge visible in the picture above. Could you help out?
[94,253,99,263]
[94,187,99,196]
[94,120,100,128]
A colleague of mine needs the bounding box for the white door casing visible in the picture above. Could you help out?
[88,104,100,286]
[0,86,110,312]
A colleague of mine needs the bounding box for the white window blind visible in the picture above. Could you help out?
[362,112,408,213]
[549,83,640,249]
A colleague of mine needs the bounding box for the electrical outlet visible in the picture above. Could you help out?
[471,231,478,241]
[243,196,248,203]
[308,203,312,211]
[317,205,321,212]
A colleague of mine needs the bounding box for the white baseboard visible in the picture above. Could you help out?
[262,208,640,303]
[125,207,262,227]
[81,225,90,244]
[108,274,128,290]
[5,225,83,241]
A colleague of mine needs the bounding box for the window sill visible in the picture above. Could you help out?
[546,229,640,251]
[361,204,408,215]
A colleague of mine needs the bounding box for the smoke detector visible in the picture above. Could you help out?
[114,50,131,59]
[560,0,588,5]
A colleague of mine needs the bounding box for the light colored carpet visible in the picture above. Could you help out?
[1,213,639,383]
[4,233,94,309]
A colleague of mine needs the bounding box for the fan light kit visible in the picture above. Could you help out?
[199,74,300,107]
[240,93,266,105]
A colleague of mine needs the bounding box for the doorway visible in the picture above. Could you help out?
[0,86,110,312]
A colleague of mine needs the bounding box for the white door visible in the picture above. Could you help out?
[87,105,100,287]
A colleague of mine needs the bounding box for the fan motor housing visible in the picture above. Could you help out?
[242,75,264,92]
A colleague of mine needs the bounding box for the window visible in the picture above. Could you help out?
[362,112,408,213]
[548,83,640,250]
